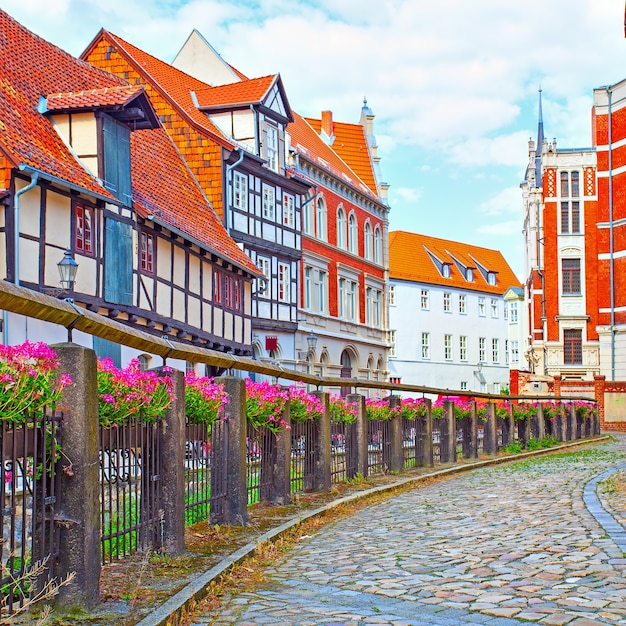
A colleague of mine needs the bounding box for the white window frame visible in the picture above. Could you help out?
[337,208,346,249]
[282,193,295,228]
[348,212,358,254]
[233,171,248,210]
[266,124,278,172]
[262,185,276,220]
[256,256,271,299]
[459,294,466,314]
[316,197,326,241]
[374,227,382,264]
[492,338,500,363]
[479,337,486,362]
[510,301,519,323]
[444,334,453,361]
[443,292,451,312]
[478,297,486,316]
[491,298,498,318]
[364,222,372,260]
[278,262,290,303]
[459,336,467,361]
[421,289,429,310]
[304,266,312,309]
[389,330,397,358]
[389,284,396,306]
[421,332,430,359]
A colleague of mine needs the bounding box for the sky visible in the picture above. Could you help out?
[4,0,626,280]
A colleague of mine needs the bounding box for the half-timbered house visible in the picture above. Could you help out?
[0,10,259,368]
[82,31,310,370]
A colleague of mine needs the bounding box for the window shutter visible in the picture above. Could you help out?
[104,217,134,305]
[102,116,119,196]
[118,125,132,206]
[278,131,285,174]
[93,337,122,368]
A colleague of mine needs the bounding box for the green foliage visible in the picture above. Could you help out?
[503,441,523,454]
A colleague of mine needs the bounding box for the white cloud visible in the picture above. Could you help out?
[477,186,522,218]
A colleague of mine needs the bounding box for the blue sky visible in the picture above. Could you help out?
[5,0,626,279]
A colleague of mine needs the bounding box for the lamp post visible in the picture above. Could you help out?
[57,250,79,341]
[57,249,79,295]
[306,332,318,379]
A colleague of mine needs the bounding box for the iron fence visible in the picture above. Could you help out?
[330,420,357,483]
[99,418,163,563]
[367,418,391,474]
[246,423,273,505]
[290,420,316,492]
[0,409,62,617]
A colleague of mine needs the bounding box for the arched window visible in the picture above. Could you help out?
[316,197,327,241]
[348,213,358,254]
[302,193,313,235]
[364,222,372,260]
[337,207,346,249]
[374,227,382,264]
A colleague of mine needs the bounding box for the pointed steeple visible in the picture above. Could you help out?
[535,88,544,186]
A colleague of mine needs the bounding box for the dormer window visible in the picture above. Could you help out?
[442,264,451,278]
[487,272,496,286]
[466,268,474,282]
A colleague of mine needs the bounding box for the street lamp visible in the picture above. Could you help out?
[57,249,79,293]
[306,332,318,356]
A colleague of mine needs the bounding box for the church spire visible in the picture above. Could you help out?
[535,88,544,187]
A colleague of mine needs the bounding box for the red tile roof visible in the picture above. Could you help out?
[389,230,521,294]
[194,75,277,109]
[0,9,124,199]
[131,128,260,276]
[305,116,378,196]
[288,112,378,200]
[45,85,145,111]
[82,30,235,149]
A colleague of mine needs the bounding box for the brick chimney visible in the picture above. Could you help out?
[321,110,334,138]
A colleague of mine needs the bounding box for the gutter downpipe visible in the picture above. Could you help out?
[604,86,616,381]
[3,172,39,344]
[225,148,244,236]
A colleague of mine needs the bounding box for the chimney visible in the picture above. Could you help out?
[321,110,334,138]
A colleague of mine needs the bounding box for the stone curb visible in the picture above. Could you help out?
[135,435,611,626]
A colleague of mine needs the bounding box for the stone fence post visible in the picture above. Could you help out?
[52,343,100,610]
[535,403,545,441]
[440,400,456,463]
[347,394,368,479]
[462,402,478,460]
[211,376,250,526]
[311,391,331,492]
[155,367,185,556]
[419,399,434,467]
[483,401,498,455]
[388,395,404,473]
[267,396,291,505]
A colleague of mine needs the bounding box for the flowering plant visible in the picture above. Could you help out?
[245,379,290,432]
[512,401,537,421]
[541,401,564,420]
[97,358,175,427]
[432,396,474,420]
[329,395,359,424]
[574,400,597,420]
[0,341,72,423]
[366,397,397,421]
[494,400,512,420]
[185,373,228,427]
[288,386,324,423]
[397,397,429,420]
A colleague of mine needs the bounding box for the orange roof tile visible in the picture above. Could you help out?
[288,112,378,200]
[45,85,145,111]
[389,230,521,294]
[82,30,235,149]
[0,9,124,199]
[131,128,260,276]
[194,75,276,109]
[305,116,378,196]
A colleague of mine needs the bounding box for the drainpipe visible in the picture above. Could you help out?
[604,86,616,381]
[225,148,244,236]
[3,172,39,344]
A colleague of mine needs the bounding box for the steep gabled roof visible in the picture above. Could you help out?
[194,74,292,122]
[288,112,378,201]
[82,30,235,149]
[305,115,378,196]
[45,85,144,111]
[131,128,260,277]
[389,230,521,294]
[0,9,125,199]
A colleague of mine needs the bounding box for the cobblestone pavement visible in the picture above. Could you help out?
[191,438,626,626]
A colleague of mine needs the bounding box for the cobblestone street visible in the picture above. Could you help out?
[190,437,626,625]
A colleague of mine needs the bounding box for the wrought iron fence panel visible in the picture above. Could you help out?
[0,409,61,617]
[290,421,316,492]
[432,421,441,464]
[330,420,356,483]
[99,418,163,563]
[367,419,390,475]
[208,417,228,523]
[246,424,273,505]
[402,418,417,468]
[184,421,212,526]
